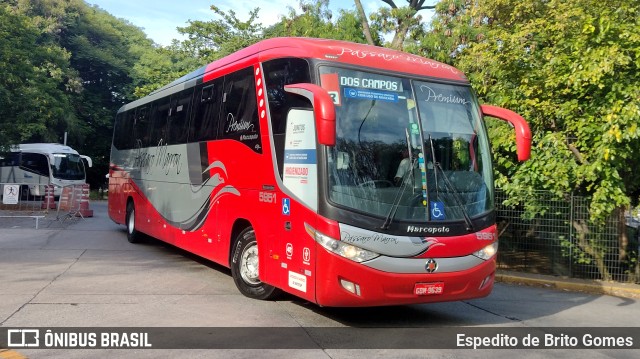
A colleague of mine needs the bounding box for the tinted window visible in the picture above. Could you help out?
[220,67,261,153]
[21,153,49,176]
[0,152,20,167]
[134,106,150,148]
[262,58,312,177]
[190,79,223,143]
[114,110,135,150]
[149,98,170,146]
[168,88,194,145]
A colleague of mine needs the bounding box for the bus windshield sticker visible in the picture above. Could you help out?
[339,75,403,92]
[344,87,398,103]
[419,85,470,105]
[320,73,341,106]
[430,201,446,220]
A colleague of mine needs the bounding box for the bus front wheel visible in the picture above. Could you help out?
[231,228,280,300]
[125,201,142,243]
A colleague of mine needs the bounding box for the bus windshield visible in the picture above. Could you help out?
[322,66,494,223]
[51,153,86,181]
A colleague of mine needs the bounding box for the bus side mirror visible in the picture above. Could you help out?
[81,155,93,168]
[480,104,532,161]
[284,83,336,146]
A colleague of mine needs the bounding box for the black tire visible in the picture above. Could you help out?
[125,201,142,243]
[230,228,280,300]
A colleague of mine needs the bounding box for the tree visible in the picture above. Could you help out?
[422,0,640,279]
[177,5,265,62]
[0,2,79,149]
[354,0,375,45]
[367,0,437,50]
[2,0,159,188]
[265,0,369,44]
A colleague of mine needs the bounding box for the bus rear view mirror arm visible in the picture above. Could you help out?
[81,155,93,168]
[480,104,532,161]
[284,83,336,146]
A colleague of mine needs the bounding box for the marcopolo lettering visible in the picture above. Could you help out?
[406,225,450,234]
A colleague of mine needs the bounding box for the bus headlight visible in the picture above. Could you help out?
[472,242,498,260]
[305,223,379,263]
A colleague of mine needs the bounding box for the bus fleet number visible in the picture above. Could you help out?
[259,192,277,204]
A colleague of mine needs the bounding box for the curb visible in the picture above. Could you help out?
[496,271,640,299]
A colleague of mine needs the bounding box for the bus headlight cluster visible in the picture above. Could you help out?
[305,223,379,263]
[472,242,498,260]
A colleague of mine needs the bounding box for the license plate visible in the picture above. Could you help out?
[414,282,444,296]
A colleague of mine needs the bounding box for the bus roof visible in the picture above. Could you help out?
[13,143,80,155]
[122,37,468,112]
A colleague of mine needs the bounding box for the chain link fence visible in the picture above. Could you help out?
[495,190,640,284]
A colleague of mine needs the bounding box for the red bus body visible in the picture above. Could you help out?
[109,37,530,307]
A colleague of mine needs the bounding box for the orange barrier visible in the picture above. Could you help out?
[77,184,93,217]
[41,184,56,210]
[57,184,93,217]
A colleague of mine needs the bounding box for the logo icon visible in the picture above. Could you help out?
[7,329,40,347]
[282,198,291,216]
[303,247,311,264]
[430,201,445,220]
[425,259,438,273]
[286,243,293,258]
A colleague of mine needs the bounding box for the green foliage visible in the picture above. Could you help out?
[421,0,640,224]
[0,2,77,149]
[265,0,369,44]
[0,0,158,187]
[177,5,265,62]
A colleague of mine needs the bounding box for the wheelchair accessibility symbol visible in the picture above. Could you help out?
[430,201,445,220]
[282,198,291,216]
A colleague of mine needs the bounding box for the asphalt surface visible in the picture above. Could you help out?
[2,201,640,300]
[1,200,639,359]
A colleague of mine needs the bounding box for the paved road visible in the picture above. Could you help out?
[1,202,639,358]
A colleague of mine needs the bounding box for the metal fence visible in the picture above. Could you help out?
[0,182,50,212]
[1,182,92,228]
[495,190,640,284]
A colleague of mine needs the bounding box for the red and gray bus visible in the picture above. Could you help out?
[108,37,531,307]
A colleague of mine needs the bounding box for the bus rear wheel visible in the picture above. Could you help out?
[125,201,142,243]
[230,227,280,300]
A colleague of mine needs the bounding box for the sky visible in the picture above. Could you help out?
[84,0,389,46]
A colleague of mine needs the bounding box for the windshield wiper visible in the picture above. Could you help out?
[380,157,416,230]
[380,129,416,230]
[427,134,473,232]
[433,162,474,232]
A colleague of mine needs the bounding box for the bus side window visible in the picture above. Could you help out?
[149,97,170,146]
[189,79,223,143]
[114,110,135,150]
[20,153,49,176]
[220,67,261,153]
[167,88,194,145]
[262,58,312,177]
[134,106,150,148]
[0,152,19,167]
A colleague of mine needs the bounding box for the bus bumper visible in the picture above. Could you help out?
[314,248,496,307]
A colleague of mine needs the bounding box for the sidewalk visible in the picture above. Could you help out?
[496,270,640,299]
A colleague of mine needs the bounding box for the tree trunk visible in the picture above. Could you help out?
[354,0,375,46]
[572,220,612,281]
[390,22,410,50]
[617,207,628,262]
